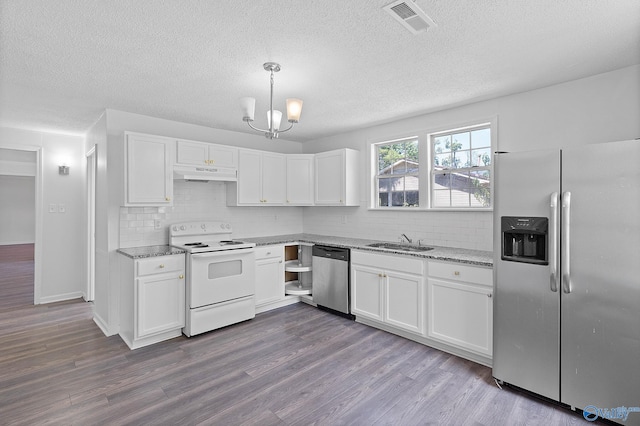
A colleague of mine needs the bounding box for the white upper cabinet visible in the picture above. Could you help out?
[124,132,173,206]
[227,149,286,205]
[286,154,314,205]
[314,148,359,206]
[175,139,237,168]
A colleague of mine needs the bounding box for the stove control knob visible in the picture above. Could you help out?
[220,224,225,229]
[201,224,206,229]
[172,226,178,231]
[180,225,186,231]
[225,224,231,229]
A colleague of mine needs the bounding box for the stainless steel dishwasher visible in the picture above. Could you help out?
[312,245,353,319]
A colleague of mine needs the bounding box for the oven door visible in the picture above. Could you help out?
[188,249,255,309]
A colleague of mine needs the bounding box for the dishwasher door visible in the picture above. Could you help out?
[312,245,351,316]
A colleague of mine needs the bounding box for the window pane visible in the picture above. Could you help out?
[471,169,491,207]
[377,176,419,208]
[451,132,470,151]
[433,135,450,153]
[434,153,451,169]
[377,140,418,174]
[471,128,491,148]
[451,150,470,169]
[433,190,451,207]
[433,172,450,190]
[472,148,491,166]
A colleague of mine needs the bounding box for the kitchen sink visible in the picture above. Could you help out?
[366,242,434,252]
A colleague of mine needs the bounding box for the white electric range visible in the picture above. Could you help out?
[170,221,256,337]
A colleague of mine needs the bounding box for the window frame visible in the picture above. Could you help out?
[373,136,421,208]
[368,117,497,212]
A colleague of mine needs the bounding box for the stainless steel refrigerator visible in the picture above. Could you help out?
[493,139,640,424]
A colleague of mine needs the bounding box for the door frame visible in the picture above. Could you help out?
[85,145,97,301]
[0,143,43,304]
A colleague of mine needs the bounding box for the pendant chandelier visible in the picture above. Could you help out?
[240,62,303,140]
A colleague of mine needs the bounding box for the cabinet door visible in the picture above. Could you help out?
[315,150,344,205]
[237,150,263,204]
[286,155,314,205]
[385,270,424,334]
[176,140,208,166]
[427,278,493,356]
[126,133,172,205]
[210,144,238,168]
[261,153,286,204]
[351,263,383,321]
[136,273,185,339]
[255,255,284,306]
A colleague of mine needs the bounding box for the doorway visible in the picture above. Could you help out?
[0,146,42,306]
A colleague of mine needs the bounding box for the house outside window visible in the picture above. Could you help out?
[431,124,492,208]
[370,118,495,211]
[375,138,419,207]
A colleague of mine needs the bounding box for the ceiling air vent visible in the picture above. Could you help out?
[383,0,437,34]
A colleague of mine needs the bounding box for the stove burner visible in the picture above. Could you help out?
[184,242,203,246]
[220,240,243,245]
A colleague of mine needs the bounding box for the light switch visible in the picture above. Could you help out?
[49,204,57,213]
[58,204,66,213]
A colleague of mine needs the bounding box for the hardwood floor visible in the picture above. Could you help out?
[0,248,591,425]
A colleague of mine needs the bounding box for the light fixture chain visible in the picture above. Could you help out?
[269,69,275,135]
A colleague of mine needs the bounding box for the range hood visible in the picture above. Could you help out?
[173,165,237,182]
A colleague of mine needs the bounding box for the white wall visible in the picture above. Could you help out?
[0,127,86,303]
[302,65,640,251]
[0,175,35,244]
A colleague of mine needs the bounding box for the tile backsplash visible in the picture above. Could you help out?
[120,181,493,251]
[119,181,304,248]
[302,207,493,252]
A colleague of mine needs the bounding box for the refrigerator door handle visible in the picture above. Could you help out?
[549,192,559,292]
[561,191,572,293]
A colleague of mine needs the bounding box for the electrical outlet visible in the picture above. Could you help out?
[48,204,57,213]
[154,220,161,230]
[273,215,278,222]
[341,215,348,224]
[58,204,66,213]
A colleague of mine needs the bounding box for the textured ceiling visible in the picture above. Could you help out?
[1,0,639,141]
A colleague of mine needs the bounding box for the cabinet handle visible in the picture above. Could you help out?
[179,274,184,279]
[165,197,171,201]
[159,264,165,268]
[487,293,492,298]
[454,271,460,276]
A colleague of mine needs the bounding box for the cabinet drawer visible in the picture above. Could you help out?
[352,250,424,275]
[137,255,184,276]
[428,261,492,287]
[255,245,283,260]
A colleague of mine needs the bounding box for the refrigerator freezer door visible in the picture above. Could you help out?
[560,140,640,413]
[493,149,561,401]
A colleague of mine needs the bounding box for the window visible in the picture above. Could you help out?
[371,119,495,210]
[431,124,492,208]
[375,137,419,207]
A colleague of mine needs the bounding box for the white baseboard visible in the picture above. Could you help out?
[93,313,117,337]
[38,291,84,304]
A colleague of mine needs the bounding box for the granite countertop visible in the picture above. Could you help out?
[117,245,185,259]
[243,234,493,267]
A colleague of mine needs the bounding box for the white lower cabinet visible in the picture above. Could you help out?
[255,245,285,308]
[426,261,493,357]
[351,250,494,366]
[351,250,424,335]
[254,245,300,313]
[119,253,186,349]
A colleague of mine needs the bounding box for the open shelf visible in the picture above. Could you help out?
[284,243,313,297]
[285,281,312,295]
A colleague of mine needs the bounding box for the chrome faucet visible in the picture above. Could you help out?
[400,233,412,244]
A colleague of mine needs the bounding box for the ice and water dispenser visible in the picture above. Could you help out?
[501,216,548,265]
